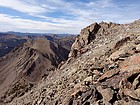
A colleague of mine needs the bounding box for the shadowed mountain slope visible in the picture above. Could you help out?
[0,33,75,57]
[0,33,27,57]
[0,38,69,104]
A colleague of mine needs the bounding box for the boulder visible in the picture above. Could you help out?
[97,86,114,102]
[120,54,140,73]
[136,44,140,52]
[98,69,119,82]
[123,88,140,101]
[132,74,140,89]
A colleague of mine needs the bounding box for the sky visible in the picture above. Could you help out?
[0,0,139,34]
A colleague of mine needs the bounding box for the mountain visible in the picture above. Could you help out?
[0,33,75,57]
[0,33,27,57]
[0,38,69,104]
[54,35,76,51]
[2,31,76,37]
[1,19,140,105]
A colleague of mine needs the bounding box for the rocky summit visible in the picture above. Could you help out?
[1,19,140,105]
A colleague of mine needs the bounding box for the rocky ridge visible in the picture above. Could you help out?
[2,19,140,105]
[0,38,69,104]
[0,33,75,57]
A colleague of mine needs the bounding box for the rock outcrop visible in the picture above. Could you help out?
[1,19,140,105]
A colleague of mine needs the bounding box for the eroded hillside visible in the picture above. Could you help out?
[0,38,69,104]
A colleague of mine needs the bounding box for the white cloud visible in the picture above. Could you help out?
[0,0,139,33]
[0,0,49,15]
[0,14,90,34]
[86,0,113,8]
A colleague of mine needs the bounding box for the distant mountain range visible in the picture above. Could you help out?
[0,32,76,57]
[0,31,76,37]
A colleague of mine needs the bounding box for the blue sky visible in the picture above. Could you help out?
[0,0,139,34]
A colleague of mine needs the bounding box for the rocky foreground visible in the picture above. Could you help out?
[1,20,140,105]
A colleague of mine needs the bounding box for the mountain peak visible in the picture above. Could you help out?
[0,38,69,101]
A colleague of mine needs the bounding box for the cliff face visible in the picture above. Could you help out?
[1,20,140,105]
[68,21,122,58]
